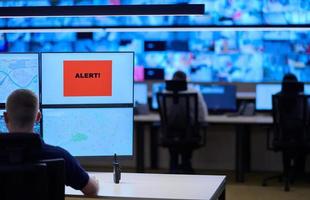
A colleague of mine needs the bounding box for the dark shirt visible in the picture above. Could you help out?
[40,141,89,190]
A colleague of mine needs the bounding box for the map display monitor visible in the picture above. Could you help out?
[41,52,134,105]
[42,107,133,157]
[0,53,39,103]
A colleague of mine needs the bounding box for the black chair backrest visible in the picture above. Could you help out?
[41,158,65,200]
[0,162,49,200]
[165,80,187,92]
[0,133,42,164]
[157,92,199,141]
[272,94,310,146]
[0,133,65,200]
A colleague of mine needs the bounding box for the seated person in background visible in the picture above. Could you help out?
[282,73,298,83]
[165,71,208,173]
[4,89,99,196]
[172,70,208,122]
[278,73,306,176]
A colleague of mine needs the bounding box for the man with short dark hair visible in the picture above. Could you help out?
[4,89,99,196]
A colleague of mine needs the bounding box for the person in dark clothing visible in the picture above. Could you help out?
[282,73,298,83]
[3,89,99,196]
[279,73,306,177]
[166,71,208,174]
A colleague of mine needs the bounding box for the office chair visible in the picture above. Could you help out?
[262,94,310,191]
[0,133,65,200]
[156,82,206,173]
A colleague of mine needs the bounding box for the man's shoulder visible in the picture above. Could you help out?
[41,143,90,190]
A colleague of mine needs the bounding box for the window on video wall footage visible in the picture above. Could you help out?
[1,0,310,82]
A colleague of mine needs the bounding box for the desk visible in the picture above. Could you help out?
[66,172,226,200]
[135,113,273,124]
[236,92,256,100]
[134,113,273,182]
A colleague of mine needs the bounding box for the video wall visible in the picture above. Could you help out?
[2,31,310,82]
[0,0,309,25]
[0,0,309,82]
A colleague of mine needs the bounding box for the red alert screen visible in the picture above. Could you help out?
[63,60,112,96]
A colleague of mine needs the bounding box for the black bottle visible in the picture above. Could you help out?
[113,153,121,184]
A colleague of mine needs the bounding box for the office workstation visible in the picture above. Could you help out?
[1,1,310,200]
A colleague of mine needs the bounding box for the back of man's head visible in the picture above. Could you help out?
[281,73,304,94]
[5,89,39,132]
[282,73,298,83]
[172,71,187,81]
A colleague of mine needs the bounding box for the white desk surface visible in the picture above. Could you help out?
[66,172,226,200]
[134,113,273,124]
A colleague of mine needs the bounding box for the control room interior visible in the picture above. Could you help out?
[1,1,310,200]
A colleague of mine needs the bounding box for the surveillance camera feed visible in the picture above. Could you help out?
[1,0,310,82]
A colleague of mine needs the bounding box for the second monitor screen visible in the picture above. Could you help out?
[42,107,133,157]
[41,52,134,105]
[201,85,237,112]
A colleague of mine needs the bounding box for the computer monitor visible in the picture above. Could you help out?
[0,109,6,133]
[0,53,39,104]
[42,107,133,157]
[255,84,281,111]
[151,82,165,110]
[305,84,310,94]
[144,68,165,80]
[200,85,237,113]
[256,83,310,111]
[41,52,134,105]
[134,83,148,105]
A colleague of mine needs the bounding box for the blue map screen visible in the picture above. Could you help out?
[42,107,133,157]
[0,53,39,103]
